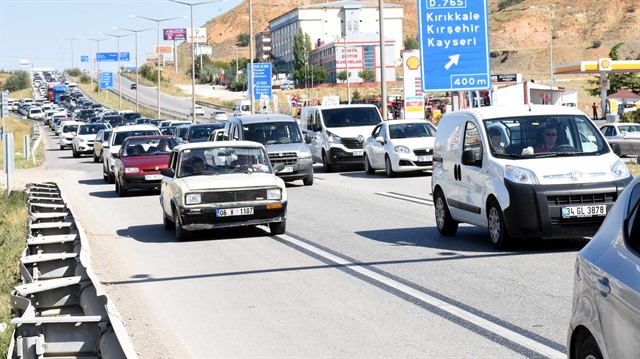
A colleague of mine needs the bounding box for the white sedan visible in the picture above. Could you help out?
[363,119,436,177]
[210,110,229,122]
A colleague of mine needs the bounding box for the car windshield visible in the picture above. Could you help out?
[619,125,640,135]
[320,107,382,127]
[122,138,177,156]
[62,125,78,133]
[113,130,161,146]
[189,124,223,141]
[243,121,303,145]
[177,147,271,177]
[389,122,435,139]
[78,124,105,135]
[484,115,608,158]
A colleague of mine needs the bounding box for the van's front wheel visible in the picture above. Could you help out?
[322,151,333,173]
[488,199,512,249]
[434,189,458,236]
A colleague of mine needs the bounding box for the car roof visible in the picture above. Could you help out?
[384,119,436,125]
[174,140,266,152]
[447,104,586,120]
[123,135,173,141]
[189,123,225,128]
[111,124,159,132]
[303,104,378,110]
[229,114,297,124]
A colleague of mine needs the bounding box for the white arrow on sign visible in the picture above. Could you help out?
[444,54,460,70]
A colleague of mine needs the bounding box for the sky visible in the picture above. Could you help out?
[0,0,242,73]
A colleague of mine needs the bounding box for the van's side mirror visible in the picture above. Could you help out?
[610,142,622,157]
[312,123,321,132]
[461,149,480,166]
[160,167,175,177]
[113,152,121,159]
[305,135,312,144]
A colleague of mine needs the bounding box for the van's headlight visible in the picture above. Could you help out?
[505,165,539,184]
[299,150,311,159]
[611,159,631,180]
[185,193,202,205]
[78,137,85,143]
[267,188,281,200]
[124,167,139,173]
[327,131,342,144]
[394,145,410,154]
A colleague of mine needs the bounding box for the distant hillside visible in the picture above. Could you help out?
[199,0,640,81]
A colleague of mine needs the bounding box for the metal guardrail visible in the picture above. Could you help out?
[7,183,137,359]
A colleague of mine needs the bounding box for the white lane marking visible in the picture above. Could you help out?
[280,234,565,359]
[376,192,433,205]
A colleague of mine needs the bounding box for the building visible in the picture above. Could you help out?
[255,29,272,62]
[268,0,403,78]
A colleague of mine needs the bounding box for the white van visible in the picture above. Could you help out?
[234,100,251,116]
[431,105,632,249]
[300,104,383,172]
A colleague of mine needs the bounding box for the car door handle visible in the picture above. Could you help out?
[596,278,611,295]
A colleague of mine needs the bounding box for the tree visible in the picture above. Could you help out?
[66,68,82,77]
[236,33,250,47]
[3,70,29,92]
[587,43,640,96]
[352,89,362,101]
[358,69,375,82]
[404,35,418,50]
[336,70,348,83]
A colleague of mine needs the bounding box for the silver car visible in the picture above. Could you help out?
[567,175,640,359]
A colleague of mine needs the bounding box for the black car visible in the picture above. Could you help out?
[130,83,137,90]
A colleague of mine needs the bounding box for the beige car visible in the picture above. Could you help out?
[159,141,287,241]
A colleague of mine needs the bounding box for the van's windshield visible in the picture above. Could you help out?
[484,115,608,158]
[320,107,382,127]
[243,122,302,145]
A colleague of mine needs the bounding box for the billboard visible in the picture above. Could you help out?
[195,46,213,56]
[402,50,424,119]
[186,28,207,43]
[163,28,186,41]
[155,45,172,54]
[147,53,159,61]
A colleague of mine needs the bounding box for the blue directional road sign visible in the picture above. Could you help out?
[97,52,118,62]
[417,0,491,92]
[119,52,130,61]
[99,72,113,89]
[81,55,89,62]
[247,63,272,101]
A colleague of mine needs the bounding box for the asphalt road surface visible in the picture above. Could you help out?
[11,124,589,358]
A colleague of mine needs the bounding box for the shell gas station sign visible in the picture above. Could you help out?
[402,50,425,119]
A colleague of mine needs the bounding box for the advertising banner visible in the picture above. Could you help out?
[155,45,172,54]
[186,28,207,43]
[402,50,424,119]
[163,28,186,41]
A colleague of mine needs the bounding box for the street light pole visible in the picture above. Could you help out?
[131,14,186,118]
[85,37,110,94]
[249,0,254,114]
[64,37,78,70]
[169,0,221,123]
[343,37,350,105]
[113,27,154,112]
[99,32,133,110]
[530,4,571,91]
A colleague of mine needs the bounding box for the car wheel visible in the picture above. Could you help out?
[364,154,375,175]
[93,152,99,162]
[303,174,314,186]
[99,151,104,163]
[72,147,80,158]
[322,151,333,173]
[162,208,174,230]
[385,156,395,178]
[116,178,128,197]
[575,334,603,359]
[270,220,286,235]
[59,144,64,150]
[434,189,458,236]
[107,171,115,185]
[174,207,191,241]
[102,163,109,182]
[487,199,512,249]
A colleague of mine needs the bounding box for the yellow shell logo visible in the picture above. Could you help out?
[406,56,420,70]
[600,59,610,69]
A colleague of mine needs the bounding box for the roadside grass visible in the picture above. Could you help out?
[0,117,45,169]
[74,80,158,119]
[7,88,33,100]
[0,190,28,354]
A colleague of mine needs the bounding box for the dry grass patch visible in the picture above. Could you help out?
[0,117,45,169]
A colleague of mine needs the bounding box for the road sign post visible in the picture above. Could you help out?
[3,132,14,195]
[99,72,114,90]
[417,0,492,92]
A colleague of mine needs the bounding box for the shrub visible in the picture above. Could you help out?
[497,0,524,11]
[79,74,91,84]
[2,70,30,92]
[66,68,82,77]
[591,40,602,49]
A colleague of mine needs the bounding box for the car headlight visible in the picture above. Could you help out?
[78,138,85,143]
[124,167,140,173]
[394,145,411,154]
[299,151,312,159]
[327,130,342,144]
[267,188,281,200]
[610,159,631,180]
[505,165,539,184]
[185,193,202,205]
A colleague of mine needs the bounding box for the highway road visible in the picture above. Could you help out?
[27,124,586,358]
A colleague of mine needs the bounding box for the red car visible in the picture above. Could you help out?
[113,135,177,197]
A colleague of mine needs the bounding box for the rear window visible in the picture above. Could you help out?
[112,130,161,146]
